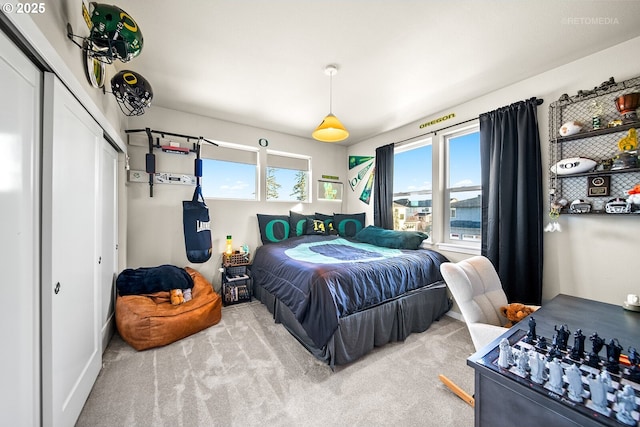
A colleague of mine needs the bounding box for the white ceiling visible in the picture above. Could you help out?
[117,0,640,145]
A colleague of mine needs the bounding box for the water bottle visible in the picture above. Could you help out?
[225,235,233,255]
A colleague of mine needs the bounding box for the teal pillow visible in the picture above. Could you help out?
[289,211,315,237]
[257,214,290,244]
[354,225,428,250]
[333,212,366,237]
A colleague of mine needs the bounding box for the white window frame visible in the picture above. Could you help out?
[391,121,481,255]
[392,137,433,238]
[441,123,481,251]
[199,140,259,201]
[265,149,312,202]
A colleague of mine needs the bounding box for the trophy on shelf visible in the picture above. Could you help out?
[615,93,640,123]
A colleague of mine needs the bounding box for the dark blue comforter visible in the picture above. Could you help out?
[251,235,449,349]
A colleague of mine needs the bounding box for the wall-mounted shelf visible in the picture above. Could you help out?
[548,75,640,214]
[561,211,640,216]
[127,170,196,186]
[125,127,218,197]
[552,121,640,143]
[553,167,640,179]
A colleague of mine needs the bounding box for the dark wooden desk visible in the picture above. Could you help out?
[467,294,640,427]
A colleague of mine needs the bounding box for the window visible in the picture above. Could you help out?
[266,150,311,202]
[444,127,481,245]
[392,122,481,251]
[200,142,258,200]
[392,139,432,235]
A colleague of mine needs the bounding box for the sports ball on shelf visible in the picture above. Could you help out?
[558,121,583,137]
[550,157,597,175]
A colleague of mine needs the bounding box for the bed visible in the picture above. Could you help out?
[251,234,451,366]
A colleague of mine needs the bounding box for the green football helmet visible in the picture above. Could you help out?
[88,2,143,63]
[110,70,153,116]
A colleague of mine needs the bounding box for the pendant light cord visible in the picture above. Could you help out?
[329,71,333,114]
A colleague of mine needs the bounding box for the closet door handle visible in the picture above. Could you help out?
[54,282,60,294]
[98,256,102,264]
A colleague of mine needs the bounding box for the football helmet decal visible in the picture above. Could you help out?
[110,70,153,116]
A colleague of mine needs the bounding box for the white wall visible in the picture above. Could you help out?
[26,1,127,139]
[8,3,130,270]
[126,107,347,287]
[347,36,640,306]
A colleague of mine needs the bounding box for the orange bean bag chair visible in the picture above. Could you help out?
[116,267,221,350]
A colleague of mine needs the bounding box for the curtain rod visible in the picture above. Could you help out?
[393,98,543,147]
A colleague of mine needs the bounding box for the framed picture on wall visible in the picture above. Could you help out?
[317,180,343,201]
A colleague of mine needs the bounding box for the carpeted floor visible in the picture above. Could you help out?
[76,301,475,427]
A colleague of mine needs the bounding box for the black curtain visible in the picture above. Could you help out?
[373,143,394,229]
[480,97,543,305]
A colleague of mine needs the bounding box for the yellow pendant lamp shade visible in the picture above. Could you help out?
[312,64,349,143]
[312,113,349,142]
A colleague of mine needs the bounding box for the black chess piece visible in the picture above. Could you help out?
[523,330,534,344]
[605,338,623,374]
[553,324,570,351]
[585,356,598,368]
[547,344,562,361]
[627,347,640,383]
[590,332,605,354]
[536,336,547,351]
[528,317,537,341]
[585,332,605,368]
[570,329,586,360]
[628,347,639,366]
[628,365,640,383]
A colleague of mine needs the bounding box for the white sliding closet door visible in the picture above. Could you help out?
[100,139,118,351]
[0,29,42,427]
[42,73,102,427]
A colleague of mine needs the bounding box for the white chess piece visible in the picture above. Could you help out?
[547,359,563,394]
[600,369,613,392]
[566,363,586,402]
[616,384,637,426]
[587,374,608,414]
[516,348,529,376]
[529,352,546,384]
[498,338,513,369]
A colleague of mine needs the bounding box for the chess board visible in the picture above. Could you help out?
[479,329,640,427]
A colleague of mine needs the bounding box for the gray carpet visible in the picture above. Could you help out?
[76,301,475,427]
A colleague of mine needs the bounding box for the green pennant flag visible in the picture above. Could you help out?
[349,156,375,170]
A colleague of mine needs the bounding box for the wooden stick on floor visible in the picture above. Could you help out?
[438,374,475,407]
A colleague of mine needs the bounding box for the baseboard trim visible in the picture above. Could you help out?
[101,313,115,353]
[445,310,464,322]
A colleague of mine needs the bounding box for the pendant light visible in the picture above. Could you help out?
[312,64,349,142]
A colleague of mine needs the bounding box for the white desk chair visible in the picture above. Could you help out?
[437,255,510,407]
[440,255,510,351]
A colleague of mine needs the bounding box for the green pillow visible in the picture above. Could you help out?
[354,225,428,250]
[289,211,315,237]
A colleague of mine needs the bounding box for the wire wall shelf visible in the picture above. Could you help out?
[548,75,640,214]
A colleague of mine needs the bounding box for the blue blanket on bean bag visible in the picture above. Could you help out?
[116,265,194,295]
